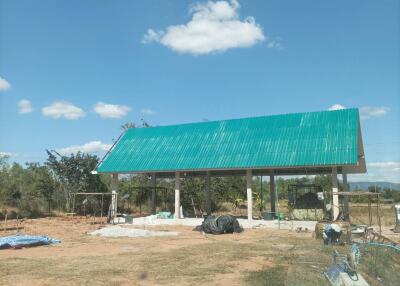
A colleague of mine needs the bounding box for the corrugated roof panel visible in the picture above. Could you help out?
[97,108,360,173]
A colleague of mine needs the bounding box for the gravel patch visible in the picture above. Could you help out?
[127,215,317,230]
[90,225,179,238]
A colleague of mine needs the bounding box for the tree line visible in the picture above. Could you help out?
[2,149,398,220]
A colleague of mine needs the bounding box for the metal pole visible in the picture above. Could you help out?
[377,194,382,235]
[260,176,263,212]
[275,177,280,229]
[368,196,372,226]
[72,194,76,217]
[151,173,157,215]
[342,173,350,221]
[270,173,276,215]
[100,194,104,219]
[206,171,212,215]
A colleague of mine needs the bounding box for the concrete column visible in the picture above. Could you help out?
[270,174,276,215]
[342,173,350,221]
[332,167,339,221]
[174,172,181,219]
[206,171,212,215]
[110,173,118,223]
[151,173,157,215]
[246,169,253,221]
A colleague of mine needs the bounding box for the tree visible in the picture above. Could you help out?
[121,122,136,131]
[121,119,150,131]
[45,150,109,211]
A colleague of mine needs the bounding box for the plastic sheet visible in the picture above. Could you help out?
[195,215,243,234]
[323,224,342,245]
[0,234,60,249]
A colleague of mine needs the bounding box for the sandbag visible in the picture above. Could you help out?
[196,215,243,234]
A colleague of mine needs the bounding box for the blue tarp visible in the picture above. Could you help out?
[0,234,60,249]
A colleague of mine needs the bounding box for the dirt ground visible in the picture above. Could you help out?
[0,217,398,286]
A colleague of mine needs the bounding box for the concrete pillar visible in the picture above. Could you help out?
[270,174,276,215]
[332,167,339,221]
[246,169,253,221]
[110,173,118,223]
[174,172,181,219]
[151,173,157,215]
[206,171,212,215]
[342,173,350,221]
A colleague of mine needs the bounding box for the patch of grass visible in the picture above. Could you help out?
[245,266,288,286]
[360,245,400,286]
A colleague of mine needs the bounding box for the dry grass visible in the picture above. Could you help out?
[349,204,395,226]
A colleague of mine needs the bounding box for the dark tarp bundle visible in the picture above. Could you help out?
[323,224,342,245]
[194,215,243,234]
[0,234,60,249]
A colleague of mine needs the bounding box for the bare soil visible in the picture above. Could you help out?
[0,217,397,286]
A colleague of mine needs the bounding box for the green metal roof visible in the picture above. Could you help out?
[97,108,362,174]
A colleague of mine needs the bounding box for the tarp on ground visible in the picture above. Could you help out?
[196,215,243,235]
[0,234,60,249]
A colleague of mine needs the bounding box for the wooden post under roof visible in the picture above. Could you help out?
[151,173,157,215]
[270,173,276,215]
[206,171,212,215]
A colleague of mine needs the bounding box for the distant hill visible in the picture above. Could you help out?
[349,182,400,191]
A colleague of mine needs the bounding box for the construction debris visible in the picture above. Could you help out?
[323,223,343,245]
[315,221,351,244]
[324,245,369,286]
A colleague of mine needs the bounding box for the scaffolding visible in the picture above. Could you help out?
[330,191,382,234]
[70,192,117,224]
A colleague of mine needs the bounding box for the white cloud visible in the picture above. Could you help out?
[0,152,12,158]
[350,161,400,183]
[57,141,112,155]
[327,105,389,120]
[359,106,389,120]
[141,108,155,115]
[93,102,132,119]
[42,101,85,120]
[0,77,11,92]
[18,99,33,114]
[367,161,400,169]
[328,104,346,111]
[143,0,266,55]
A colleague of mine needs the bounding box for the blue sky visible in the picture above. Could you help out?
[0,0,399,182]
